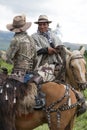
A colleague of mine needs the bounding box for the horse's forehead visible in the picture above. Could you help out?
[71,55,86,65]
[69,50,86,69]
[72,58,85,67]
[71,57,86,74]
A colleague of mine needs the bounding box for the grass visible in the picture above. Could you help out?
[34,124,49,130]
[0,58,13,73]
[73,112,87,130]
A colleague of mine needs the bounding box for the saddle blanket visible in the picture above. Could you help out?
[36,63,55,82]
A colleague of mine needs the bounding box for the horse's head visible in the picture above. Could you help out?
[65,47,87,91]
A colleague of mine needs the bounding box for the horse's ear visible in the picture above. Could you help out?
[64,47,72,56]
[80,46,85,55]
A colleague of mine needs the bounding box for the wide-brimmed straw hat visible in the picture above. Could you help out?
[6,15,32,32]
[34,15,52,24]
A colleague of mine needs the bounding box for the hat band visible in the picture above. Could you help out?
[13,20,26,28]
[13,23,25,28]
[38,18,48,22]
[39,18,48,20]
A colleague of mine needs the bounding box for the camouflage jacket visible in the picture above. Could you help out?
[6,32,37,71]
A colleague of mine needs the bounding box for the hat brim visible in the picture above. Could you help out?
[34,20,52,24]
[6,22,32,32]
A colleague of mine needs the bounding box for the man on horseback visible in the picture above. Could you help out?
[5,14,45,109]
[31,14,87,115]
[32,15,66,82]
[6,15,36,76]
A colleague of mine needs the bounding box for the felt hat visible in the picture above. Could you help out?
[6,15,32,32]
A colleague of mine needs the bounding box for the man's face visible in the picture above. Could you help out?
[38,22,49,32]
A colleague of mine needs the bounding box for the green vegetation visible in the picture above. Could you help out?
[0,56,87,130]
[85,51,87,68]
[0,59,13,73]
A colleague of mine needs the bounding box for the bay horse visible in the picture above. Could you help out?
[0,76,78,130]
[65,46,87,91]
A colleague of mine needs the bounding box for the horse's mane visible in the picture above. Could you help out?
[0,78,36,130]
[0,78,27,113]
[0,78,37,115]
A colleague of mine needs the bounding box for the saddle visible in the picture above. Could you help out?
[37,63,55,82]
[30,74,46,109]
[9,71,46,110]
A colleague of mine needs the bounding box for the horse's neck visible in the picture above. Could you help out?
[65,71,75,86]
[65,67,74,85]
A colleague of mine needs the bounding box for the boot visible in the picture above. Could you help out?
[34,92,45,109]
[77,102,87,116]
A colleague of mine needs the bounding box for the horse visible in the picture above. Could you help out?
[0,76,78,130]
[65,46,87,91]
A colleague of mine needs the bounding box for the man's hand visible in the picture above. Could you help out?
[48,47,57,55]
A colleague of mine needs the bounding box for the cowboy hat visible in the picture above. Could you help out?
[34,15,52,24]
[6,15,32,32]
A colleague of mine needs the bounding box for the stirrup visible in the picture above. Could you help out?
[34,98,45,109]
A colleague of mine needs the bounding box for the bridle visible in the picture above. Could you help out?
[69,54,87,90]
[69,54,84,70]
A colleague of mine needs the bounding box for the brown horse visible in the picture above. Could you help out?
[0,68,78,130]
[65,46,87,91]
[16,82,79,130]
[0,76,78,130]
